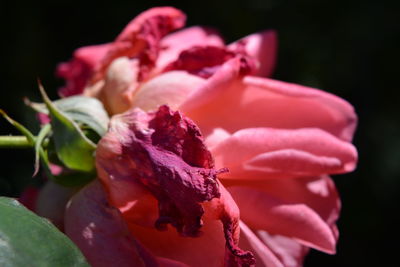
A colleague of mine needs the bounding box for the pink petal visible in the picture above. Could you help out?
[228,30,278,77]
[227,176,340,231]
[56,43,111,97]
[257,231,309,267]
[212,127,357,179]
[228,186,337,254]
[179,57,242,113]
[239,221,285,267]
[65,180,187,267]
[184,76,357,142]
[156,26,225,71]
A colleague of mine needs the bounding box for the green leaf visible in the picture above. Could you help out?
[39,83,96,172]
[25,96,109,137]
[0,197,89,267]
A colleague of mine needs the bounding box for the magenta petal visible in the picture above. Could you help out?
[65,180,187,267]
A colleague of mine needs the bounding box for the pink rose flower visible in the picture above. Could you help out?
[59,6,358,267]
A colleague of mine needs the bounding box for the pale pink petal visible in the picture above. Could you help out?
[98,57,140,114]
[65,180,187,267]
[130,71,205,112]
[228,186,337,254]
[228,30,277,77]
[156,26,225,71]
[212,127,357,179]
[257,231,309,267]
[184,76,357,142]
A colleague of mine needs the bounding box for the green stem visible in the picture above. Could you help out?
[0,136,32,148]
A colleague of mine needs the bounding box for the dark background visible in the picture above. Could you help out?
[1,0,399,266]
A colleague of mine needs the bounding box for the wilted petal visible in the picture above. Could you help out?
[212,127,357,179]
[184,76,357,141]
[65,180,187,267]
[96,7,186,82]
[156,26,225,71]
[228,186,337,254]
[228,30,277,77]
[163,46,256,78]
[96,105,253,265]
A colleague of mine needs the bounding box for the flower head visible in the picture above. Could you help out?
[60,6,358,267]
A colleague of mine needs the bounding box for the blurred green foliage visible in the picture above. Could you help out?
[1,0,399,266]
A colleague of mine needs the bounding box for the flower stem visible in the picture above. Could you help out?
[0,136,32,148]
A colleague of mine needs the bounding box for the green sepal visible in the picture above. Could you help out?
[39,83,96,172]
[26,95,109,138]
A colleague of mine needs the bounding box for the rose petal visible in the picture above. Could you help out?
[239,221,284,267]
[156,26,225,71]
[124,181,254,267]
[179,57,242,113]
[224,175,340,234]
[204,128,231,150]
[228,30,277,77]
[184,76,357,141]
[130,71,205,112]
[228,186,337,254]
[257,231,309,267]
[65,180,187,267]
[98,57,140,114]
[212,127,357,179]
[95,7,186,82]
[35,181,76,230]
[57,44,111,97]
